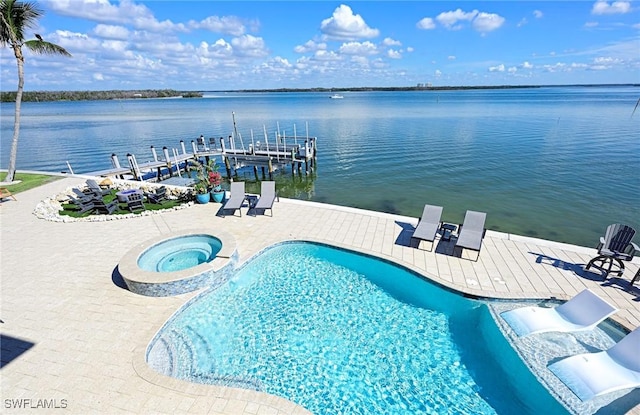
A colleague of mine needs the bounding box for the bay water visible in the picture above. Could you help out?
[1,86,638,247]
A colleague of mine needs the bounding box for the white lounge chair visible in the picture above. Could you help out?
[411,204,443,251]
[500,289,618,337]
[548,327,640,401]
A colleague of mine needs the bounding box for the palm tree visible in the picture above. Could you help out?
[1,0,71,183]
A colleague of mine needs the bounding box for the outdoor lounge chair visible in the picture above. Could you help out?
[92,198,118,215]
[146,186,167,204]
[548,327,640,401]
[222,182,245,217]
[126,192,146,212]
[253,181,278,216]
[68,195,95,214]
[72,188,94,202]
[411,204,443,251]
[500,289,618,337]
[0,187,16,201]
[85,179,110,197]
[455,210,487,261]
[585,224,638,280]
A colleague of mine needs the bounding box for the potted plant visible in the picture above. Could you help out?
[189,159,224,204]
[193,181,210,204]
[209,170,225,203]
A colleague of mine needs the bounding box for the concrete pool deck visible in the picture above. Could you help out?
[1,177,639,414]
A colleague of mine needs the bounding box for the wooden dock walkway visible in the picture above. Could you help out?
[87,123,317,184]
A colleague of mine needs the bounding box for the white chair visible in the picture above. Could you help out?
[500,289,617,337]
[548,327,640,401]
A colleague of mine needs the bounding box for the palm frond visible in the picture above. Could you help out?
[1,0,43,45]
[24,39,71,56]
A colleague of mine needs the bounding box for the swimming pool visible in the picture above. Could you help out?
[147,242,569,414]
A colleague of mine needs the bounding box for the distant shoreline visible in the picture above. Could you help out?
[1,83,637,103]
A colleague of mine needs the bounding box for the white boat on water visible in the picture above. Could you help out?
[329,94,344,99]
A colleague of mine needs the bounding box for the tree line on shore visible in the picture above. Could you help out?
[0,89,202,102]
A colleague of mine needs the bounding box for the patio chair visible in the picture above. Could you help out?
[0,187,17,201]
[72,188,94,202]
[500,289,618,337]
[455,210,487,261]
[253,181,278,216]
[85,179,110,197]
[411,204,443,251]
[67,195,95,214]
[126,192,146,212]
[146,186,167,204]
[92,198,118,215]
[222,182,245,217]
[548,327,640,401]
[585,224,638,279]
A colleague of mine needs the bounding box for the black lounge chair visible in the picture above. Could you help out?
[68,195,95,214]
[146,186,167,204]
[126,192,146,212]
[411,204,443,251]
[222,182,245,217]
[585,224,638,281]
[72,188,94,202]
[253,181,278,216]
[455,210,487,261]
[92,198,118,215]
[85,179,110,197]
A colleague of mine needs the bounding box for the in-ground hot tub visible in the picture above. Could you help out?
[137,234,223,272]
[118,229,237,297]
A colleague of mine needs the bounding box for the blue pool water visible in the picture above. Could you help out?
[147,242,568,414]
[137,235,222,272]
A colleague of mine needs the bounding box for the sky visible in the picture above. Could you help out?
[1,1,639,91]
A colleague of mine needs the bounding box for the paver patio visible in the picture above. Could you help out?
[1,177,638,414]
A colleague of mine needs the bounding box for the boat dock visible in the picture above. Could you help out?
[87,122,317,183]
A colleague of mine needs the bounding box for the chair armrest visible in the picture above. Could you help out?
[627,242,640,256]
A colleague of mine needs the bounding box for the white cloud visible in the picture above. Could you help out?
[434,69,442,77]
[200,39,233,58]
[382,38,401,47]
[387,49,402,59]
[517,18,528,28]
[339,41,378,56]
[522,61,533,69]
[93,24,130,40]
[533,10,544,19]
[320,4,379,40]
[489,64,505,72]
[294,40,327,54]
[314,50,341,61]
[416,17,436,30]
[508,66,517,73]
[195,16,247,36]
[584,21,600,28]
[93,73,104,81]
[436,9,478,30]
[231,34,268,58]
[591,1,631,15]
[448,55,456,60]
[472,12,506,33]
[406,47,414,53]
